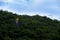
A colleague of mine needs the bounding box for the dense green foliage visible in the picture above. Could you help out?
[0,10,60,40]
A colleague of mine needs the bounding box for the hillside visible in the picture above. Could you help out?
[0,10,60,40]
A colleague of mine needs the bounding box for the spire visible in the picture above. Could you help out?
[16,17,19,21]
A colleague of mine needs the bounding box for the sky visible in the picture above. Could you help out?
[0,0,60,20]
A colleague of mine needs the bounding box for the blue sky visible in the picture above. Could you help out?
[0,0,60,20]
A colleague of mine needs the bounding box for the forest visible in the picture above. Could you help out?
[0,10,60,40]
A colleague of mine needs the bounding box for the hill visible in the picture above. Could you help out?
[0,10,60,40]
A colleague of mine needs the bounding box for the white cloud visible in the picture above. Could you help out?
[48,5,59,10]
[0,0,60,20]
[17,12,50,16]
[0,0,13,3]
[33,0,44,4]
